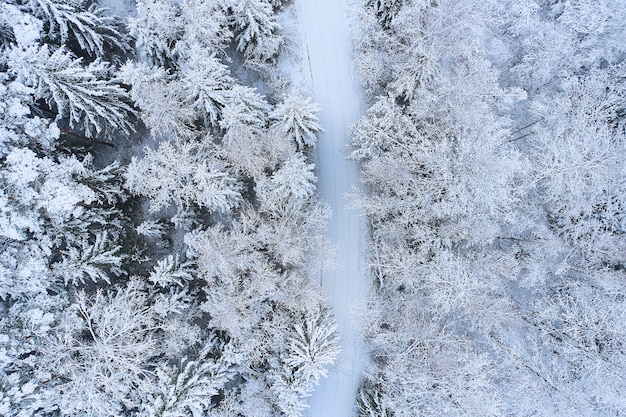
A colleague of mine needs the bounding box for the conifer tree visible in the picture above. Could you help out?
[7,44,135,136]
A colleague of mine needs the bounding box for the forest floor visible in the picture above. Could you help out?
[297,0,369,416]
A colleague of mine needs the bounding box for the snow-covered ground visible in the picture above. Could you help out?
[297,1,368,416]
[98,0,135,17]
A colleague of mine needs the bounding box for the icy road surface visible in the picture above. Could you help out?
[298,0,368,416]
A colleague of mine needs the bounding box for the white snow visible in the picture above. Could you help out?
[2,3,41,46]
[98,0,135,18]
[297,1,368,416]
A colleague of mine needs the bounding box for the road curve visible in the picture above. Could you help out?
[297,1,368,416]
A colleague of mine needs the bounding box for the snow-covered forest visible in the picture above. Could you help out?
[1,0,626,416]
[352,0,626,416]
[0,0,340,415]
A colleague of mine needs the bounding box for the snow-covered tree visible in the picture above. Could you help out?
[529,72,626,269]
[119,61,197,139]
[257,197,332,272]
[0,148,127,298]
[141,335,235,417]
[0,0,337,415]
[0,2,41,47]
[18,0,132,56]
[219,84,271,134]
[357,381,392,417]
[126,139,243,213]
[183,197,337,414]
[41,280,160,415]
[285,308,340,385]
[0,292,69,416]
[257,152,316,203]
[136,219,168,240]
[366,0,403,28]
[148,254,195,288]
[219,125,277,179]
[352,8,394,97]
[0,76,60,154]
[7,44,135,136]
[130,0,182,65]
[178,0,233,53]
[179,47,234,127]
[270,90,322,150]
[53,231,125,285]
[225,0,282,63]
[268,364,313,417]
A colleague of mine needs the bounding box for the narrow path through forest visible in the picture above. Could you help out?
[298,1,368,416]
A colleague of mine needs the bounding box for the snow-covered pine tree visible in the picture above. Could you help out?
[0,147,128,298]
[130,0,182,65]
[270,90,322,150]
[7,44,135,136]
[0,75,60,154]
[225,0,282,64]
[366,0,403,28]
[268,364,313,417]
[148,254,195,288]
[18,0,132,56]
[178,0,233,53]
[125,139,243,213]
[257,152,317,203]
[285,308,340,385]
[53,231,125,285]
[0,291,70,416]
[136,219,168,240]
[119,61,197,139]
[219,84,271,134]
[141,335,235,417]
[179,46,234,127]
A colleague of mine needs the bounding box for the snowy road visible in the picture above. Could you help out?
[298,1,368,416]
